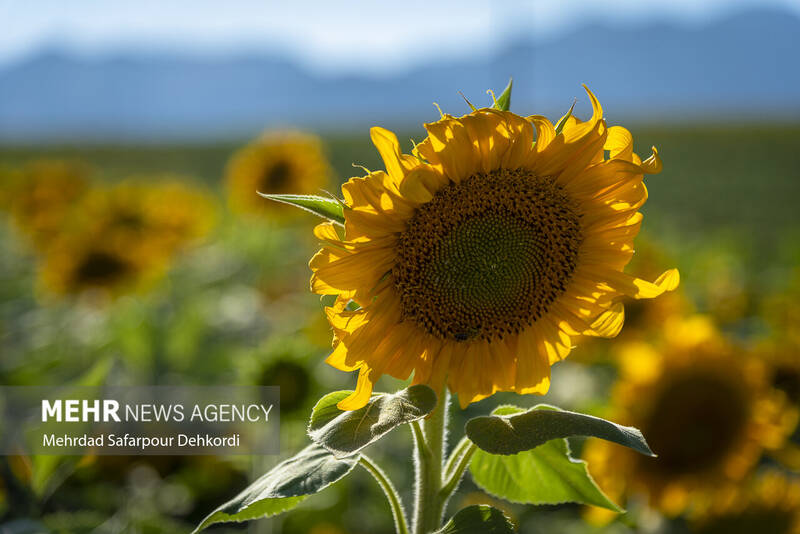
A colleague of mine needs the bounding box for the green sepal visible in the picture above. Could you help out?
[193,444,359,532]
[493,78,513,111]
[435,505,516,534]
[468,406,622,512]
[466,404,653,456]
[307,385,437,457]
[459,91,478,112]
[554,100,576,135]
[258,193,345,225]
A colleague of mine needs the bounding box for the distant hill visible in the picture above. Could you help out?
[1,6,798,142]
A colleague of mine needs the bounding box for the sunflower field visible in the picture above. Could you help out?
[1,82,799,534]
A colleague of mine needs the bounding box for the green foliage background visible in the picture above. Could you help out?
[0,123,799,533]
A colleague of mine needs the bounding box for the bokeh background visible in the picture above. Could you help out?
[1,0,799,533]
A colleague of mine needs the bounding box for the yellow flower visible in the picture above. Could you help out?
[226,131,331,216]
[39,179,215,298]
[584,316,795,519]
[2,159,90,250]
[752,340,800,470]
[309,87,679,410]
[689,471,800,534]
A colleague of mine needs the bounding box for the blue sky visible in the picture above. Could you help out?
[2,0,799,74]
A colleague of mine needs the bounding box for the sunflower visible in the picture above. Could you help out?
[39,179,214,297]
[689,471,800,534]
[309,86,679,410]
[753,340,800,470]
[583,316,795,518]
[226,131,331,216]
[258,359,312,413]
[2,159,90,250]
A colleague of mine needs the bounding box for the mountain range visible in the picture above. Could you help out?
[1,6,798,142]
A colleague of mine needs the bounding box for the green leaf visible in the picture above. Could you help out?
[308,385,437,457]
[435,505,516,534]
[493,78,513,111]
[470,436,621,511]
[193,444,359,532]
[468,406,622,511]
[466,404,652,456]
[554,100,576,135]
[258,193,345,225]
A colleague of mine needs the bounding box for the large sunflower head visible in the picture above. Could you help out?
[226,131,331,216]
[584,316,796,518]
[39,179,214,298]
[689,471,800,534]
[2,159,90,249]
[309,86,679,410]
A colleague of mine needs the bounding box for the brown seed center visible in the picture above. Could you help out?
[75,251,131,286]
[260,160,292,192]
[640,368,750,476]
[392,168,582,342]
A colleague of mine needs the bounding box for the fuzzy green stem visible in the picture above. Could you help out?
[442,437,471,480]
[440,439,477,504]
[412,387,449,534]
[360,455,410,534]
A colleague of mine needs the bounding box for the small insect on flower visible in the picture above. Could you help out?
[310,86,679,410]
[226,131,332,217]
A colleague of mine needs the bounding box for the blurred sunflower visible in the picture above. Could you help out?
[143,180,217,252]
[1,160,90,249]
[584,316,796,519]
[258,359,312,413]
[39,179,215,298]
[226,131,331,216]
[760,344,800,411]
[689,471,800,534]
[310,86,679,410]
[754,341,800,470]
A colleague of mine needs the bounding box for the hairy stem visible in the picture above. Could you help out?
[360,455,410,534]
[442,437,471,481]
[440,439,477,505]
[412,387,449,534]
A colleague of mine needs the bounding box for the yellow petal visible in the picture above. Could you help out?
[313,221,343,242]
[528,115,556,151]
[325,342,361,372]
[605,126,634,162]
[337,366,376,410]
[398,167,449,204]
[587,302,626,338]
[370,127,420,188]
[594,267,680,299]
[641,146,663,174]
[420,115,478,182]
[419,109,535,183]
[515,326,552,394]
[309,245,394,297]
